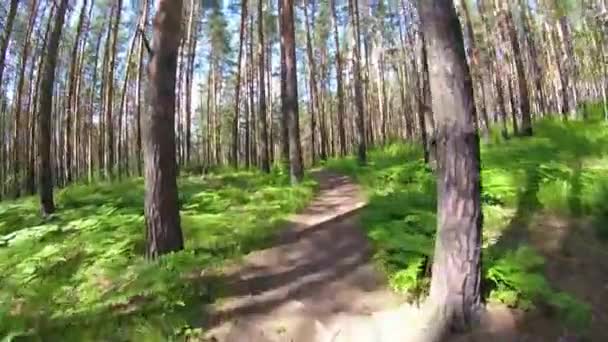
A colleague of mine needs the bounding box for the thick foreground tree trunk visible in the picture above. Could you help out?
[419,0,483,335]
[144,0,184,258]
[38,0,70,216]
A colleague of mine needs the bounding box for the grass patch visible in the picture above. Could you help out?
[0,170,316,340]
[326,117,608,332]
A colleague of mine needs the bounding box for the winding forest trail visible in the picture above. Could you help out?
[204,171,411,342]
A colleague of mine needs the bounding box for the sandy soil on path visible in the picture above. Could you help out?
[203,171,413,342]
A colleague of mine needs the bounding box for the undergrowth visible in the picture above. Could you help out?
[326,116,608,332]
[0,170,316,340]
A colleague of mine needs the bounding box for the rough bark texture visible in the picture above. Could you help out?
[144,0,184,258]
[281,0,303,184]
[419,0,483,335]
[38,0,70,216]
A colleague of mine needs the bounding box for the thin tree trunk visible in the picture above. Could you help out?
[12,0,38,197]
[0,0,20,95]
[135,0,150,176]
[232,0,248,168]
[104,0,123,179]
[330,0,347,156]
[281,0,303,183]
[258,0,270,172]
[501,4,532,136]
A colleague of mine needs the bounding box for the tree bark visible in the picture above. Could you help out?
[135,0,150,176]
[144,0,184,258]
[330,0,347,156]
[233,0,248,168]
[12,0,38,197]
[419,0,483,335]
[38,0,70,216]
[0,0,19,96]
[501,3,532,136]
[104,0,123,179]
[258,0,270,172]
[281,0,303,184]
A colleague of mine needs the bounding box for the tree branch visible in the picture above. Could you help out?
[139,27,153,57]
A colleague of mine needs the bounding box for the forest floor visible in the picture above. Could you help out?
[2,116,608,341]
[203,171,412,341]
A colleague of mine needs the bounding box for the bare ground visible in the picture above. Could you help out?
[203,171,417,342]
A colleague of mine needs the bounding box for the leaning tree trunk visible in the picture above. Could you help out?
[0,0,20,95]
[281,0,303,184]
[419,0,483,336]
[38,0,70,216]
[144,0,184,258]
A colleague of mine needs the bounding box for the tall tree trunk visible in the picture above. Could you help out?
[304,0,319,165]
[66,0,88,184]
[0,0,19,95]
[281,0,303,184]
[184,0,197,165]
[38,0,70,216]
[279,0,290,167]
[12,0,38,197]
[501,3,532,136]
[135,0,150,176]
[330,0,347,156]
[104,0,123,179]
[144,0,184,258]
[233,0,248,168]
[349,0,373,165]
[419,0,483,335]
[258,0,270,172]
[30,4,56,193]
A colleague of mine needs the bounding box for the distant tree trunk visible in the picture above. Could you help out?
[304,0,319,165]
[105,0,123,179]
[279,0,289,167]
[349,0,366,165]
[12,0,38,197]
[66,0,88,184]
[281,0,303,184]
[501,4,532,136]
[0,0,19,95]
[144,0,184,259]
[330,0,347,156]
[29,4,55,193]
[135,0,150,176]
[419,0,483,335]
[38,0,70,216]
[419,34,432,164]
[184,0,197,165]
[258,0,270,172]
[117,30,138,178]
[233,0,248,168]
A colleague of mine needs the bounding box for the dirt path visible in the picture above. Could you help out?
[204,171,410,342]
